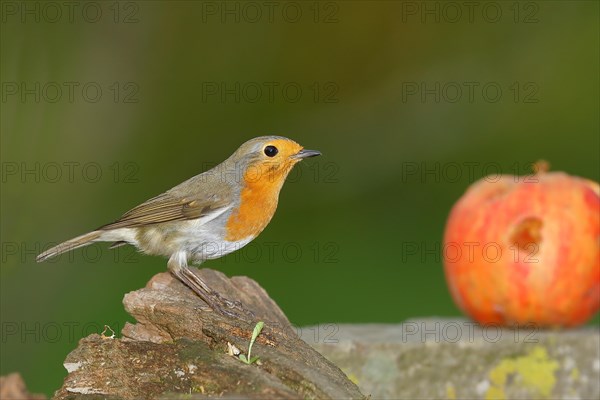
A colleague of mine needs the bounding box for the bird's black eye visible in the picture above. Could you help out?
[264,145,278,157]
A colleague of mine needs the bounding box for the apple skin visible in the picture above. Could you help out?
[443,170,599,327]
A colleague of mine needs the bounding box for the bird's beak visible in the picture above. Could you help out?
[294,149,321,159]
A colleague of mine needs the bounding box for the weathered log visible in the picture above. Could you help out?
[53,269,364,399]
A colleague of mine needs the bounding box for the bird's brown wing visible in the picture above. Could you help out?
[98,192,231,230]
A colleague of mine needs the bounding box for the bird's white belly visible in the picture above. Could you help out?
[189,236,255,261]
[174,216,255,261]
[98,205,256,262]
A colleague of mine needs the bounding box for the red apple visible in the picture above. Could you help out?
[443,162,599,327]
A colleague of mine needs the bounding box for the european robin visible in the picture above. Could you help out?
[37,136,321,318]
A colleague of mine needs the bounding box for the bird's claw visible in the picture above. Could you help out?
[212,293,256,321]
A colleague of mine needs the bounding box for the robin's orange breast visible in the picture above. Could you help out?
[224,168,287,241]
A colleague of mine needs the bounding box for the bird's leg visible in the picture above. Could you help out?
[167,253,255,321]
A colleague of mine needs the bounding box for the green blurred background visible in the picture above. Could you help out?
[1,0,598,396]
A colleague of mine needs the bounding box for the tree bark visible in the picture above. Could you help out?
[53,269,364,399]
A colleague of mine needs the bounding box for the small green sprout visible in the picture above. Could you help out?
[239,321,264,365]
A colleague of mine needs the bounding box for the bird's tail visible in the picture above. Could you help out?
[36,231,103,262]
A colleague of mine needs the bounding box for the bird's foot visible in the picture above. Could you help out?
[168,260,255,322]
[209,292,257,321]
